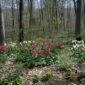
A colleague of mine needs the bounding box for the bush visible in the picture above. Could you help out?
[16,49,58,68]
[16,40,60,68]
[71,47,85,61]
[0,70,23,85]
[71,40,85,61]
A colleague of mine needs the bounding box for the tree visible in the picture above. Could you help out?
[11,0,15,41]
[0,1,4,44]
[73,0,82,40]
[19,0,24,42]
[29,0,33,28]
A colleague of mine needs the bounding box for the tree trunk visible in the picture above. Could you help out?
[29,0,33,28]
[75,0,82,40]
[73,0,82,40]
[19,0,24,42]
[11,0,15,41]
[0,2,4,44]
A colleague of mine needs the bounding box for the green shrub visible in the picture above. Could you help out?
[0,71,23,85]
[34,73,42,80]
[71,47,85,61]
[34,71,53,82]
[71,40,85,61]
[17,51,58,68]
[0,52,8,63]
[42,71,53,81]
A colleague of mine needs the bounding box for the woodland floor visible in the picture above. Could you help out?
[0,57,85,85]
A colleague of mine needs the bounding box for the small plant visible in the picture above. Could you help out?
[57,55,73,72]
[0,44,8,63]
[0,52,8,63]
[34,73,42,80]
[34,71,53,83]
[0,70,23,85]
[65,71,78,82]
[41,71,53,82]
[71,40,85,61]
[33,73,42,83]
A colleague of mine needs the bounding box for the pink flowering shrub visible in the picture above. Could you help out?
[16,40,63,67]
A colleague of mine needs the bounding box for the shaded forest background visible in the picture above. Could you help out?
[1,0,85,42]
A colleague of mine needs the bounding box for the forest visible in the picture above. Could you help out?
[0,0,85,85]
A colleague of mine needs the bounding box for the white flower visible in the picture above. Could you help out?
[73,45,77,49]
[20,42,22,45]
[23,41,28,44]
[77,41,82,44]
[28,41,32,43]
[82,40,84,44]
[32,41,35,43]
[10,43,16,47]
[72,40,77,43]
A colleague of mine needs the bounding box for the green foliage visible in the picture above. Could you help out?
[6,42,20,58]
[0,52,8,63]
[57,55,73,72]
[15,40,59,68]
[52,17,61,25]
[71,47,85,61]
[34,71,53,82]
[34,73,42,80]
[42,71,53,80]
[71,40,85,61]
[0,71,23,85]
[17,51,58,68]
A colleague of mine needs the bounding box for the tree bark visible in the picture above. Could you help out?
[0,2,4,44]
[19,0,24,42]
[75,0,82,40]
[73,0,82,40]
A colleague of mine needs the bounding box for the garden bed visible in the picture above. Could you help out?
[0,40,85,85]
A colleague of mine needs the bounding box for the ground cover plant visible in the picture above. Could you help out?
[5,40,63,68]
[0,70,23,85]
[0,39,85,85]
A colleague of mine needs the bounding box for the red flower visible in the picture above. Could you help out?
[31,44,36,49]
[44,48,52,56]
[37,49,44,56]
[59,44,64,49]
[43,41,53,48]
[0,44,7,51]
[31,50,36,56]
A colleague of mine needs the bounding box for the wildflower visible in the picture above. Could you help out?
[37,49,44,56]
[59,44,64,49]
[23,41,28,44]
[44,48,52,56]
[31,44,36,49]
[9,42,16,47]
[0,44,7,51]
[73,45,76,48]
[28,41,32,43]
[20,42,23,46]
[31,50,36,56]
[72,40,77,44]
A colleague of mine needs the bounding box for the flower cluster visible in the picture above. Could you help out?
[37,48,52,56]
[22,40,61,56]
[72,40,85,49]
[71,40,85,60]
[0,44,7,51]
